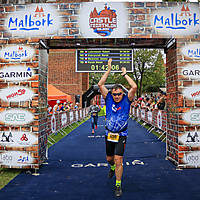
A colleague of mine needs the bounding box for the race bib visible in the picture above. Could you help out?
[92,113,97,116]
[107,132,119,143]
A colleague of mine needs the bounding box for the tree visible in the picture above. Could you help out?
[132,49,160,98]
[142,51,166,93]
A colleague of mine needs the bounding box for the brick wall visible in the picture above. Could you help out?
[0,2,200,169]
[166,42,179,165]
[48,49,89,104]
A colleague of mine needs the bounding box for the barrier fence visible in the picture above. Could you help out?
[47,107,90,143]
[131,107,167,141]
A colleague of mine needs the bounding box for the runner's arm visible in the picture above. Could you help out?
[121,67,137,101]
[98,58,112,99]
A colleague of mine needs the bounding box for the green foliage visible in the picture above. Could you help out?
[142,51,166,93]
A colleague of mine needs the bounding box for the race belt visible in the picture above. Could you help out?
[107,132,119,143]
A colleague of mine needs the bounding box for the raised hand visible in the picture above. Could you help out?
[108,58,112,71]
[121,67,126,76]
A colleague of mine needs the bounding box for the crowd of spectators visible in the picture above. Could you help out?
[132,91,167,112]
[48,100,79,114]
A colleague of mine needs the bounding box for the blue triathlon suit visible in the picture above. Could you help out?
[105,92,131,136]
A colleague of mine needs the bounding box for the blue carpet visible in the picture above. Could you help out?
[1,117,200,200]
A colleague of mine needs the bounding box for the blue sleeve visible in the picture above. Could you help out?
[105,92,112,104]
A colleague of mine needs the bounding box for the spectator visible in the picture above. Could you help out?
[53,100,61,114]
[74,102,79,110]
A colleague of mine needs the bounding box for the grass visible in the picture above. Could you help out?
[0,116,90,190]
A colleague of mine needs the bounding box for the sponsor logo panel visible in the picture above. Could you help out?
[0,151,34,167]
[182,85,200,100]
[151,4,200,36]
[0,86,35,102]
[147,111,152,123]
[179,131,200,146]
[5,4,61,37]
[0,131,37,147]
[79,3,128,38]
[183,151,200,167]
[181,64,200,80]
[182,109,200,125]
[0,45,35,61]
[181,43,200,59]
[0,65,35,82]
[0,109,34,125]
[157,111,162,129]
[61,113,67,127]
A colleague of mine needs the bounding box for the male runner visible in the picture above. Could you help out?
[89,100,101,134]
[98,58,137,197]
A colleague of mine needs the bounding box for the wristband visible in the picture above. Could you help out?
[122,73,127,77]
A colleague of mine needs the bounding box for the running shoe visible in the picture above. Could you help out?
[92,129,95,134]
[115,186,122,197]
[108,168,115,178]
[95,125,97,129]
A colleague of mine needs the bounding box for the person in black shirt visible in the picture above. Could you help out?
[89,100,101,134]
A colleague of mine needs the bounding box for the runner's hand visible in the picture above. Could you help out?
[108,58,112,71]
[121,67,126,76]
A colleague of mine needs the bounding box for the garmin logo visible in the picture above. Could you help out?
[181,64,200,80]
[0,66,34,82]
[0,45,35,61]
[152,5,200,36]
[5,4,61,37]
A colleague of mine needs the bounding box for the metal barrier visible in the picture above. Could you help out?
[47,108,90,145]
[131,107,167,141]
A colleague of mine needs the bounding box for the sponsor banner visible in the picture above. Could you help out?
[5,4,61,38]
[181,64,200,80]
[151,4,200,36]
[0,45,35,61]
[182,109,200,125]
[157,111,162,129]
[0,65,35,82]
[0,151,34,167]
[182,85,200,100]
[79,3,128,38]
[51,114,56,133]
[179,131,200,146]
[147,111,152,123]
[61,113,67,127]
[0,109,34,125]
[141,109,145,119]
[80,110,82,119]
[183,151,200,167]
[75,111,79,121]
[0,86,34,102]
[0,131,37,147]
[137,108,140,118]
[181,43,200,59]
[70,111,74,123]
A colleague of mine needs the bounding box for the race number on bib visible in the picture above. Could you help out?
[107,132,119,143]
